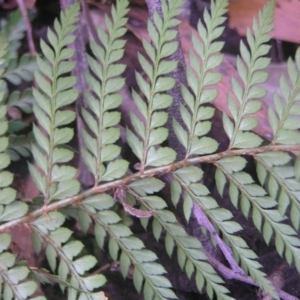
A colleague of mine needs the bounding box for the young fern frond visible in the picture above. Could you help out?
[127,0,185,170]
[269,47,300,144]
[29,3,80,205]
[82,0,129,184]
[174,0,227,157]
[223,0,274,149]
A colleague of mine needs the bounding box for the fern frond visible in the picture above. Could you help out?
[82,0,129,184]
[126,178,233,300]
[79,194,177,300]
[1,10,26,60]
[29,3,81,205]
[0,233,39,300]
[224,0,274,149]
[7,88,33,114]
[0,33,37,300]
[173,166,279,299]
[127,0,185,170]
[31,211,105,299]
[7,134,32,162]
[174,0,227,157]
[4,54,37,85]
[268,47,300,144]
[216,157,300,274]
[254,151,300,231]
[0,33,28,223]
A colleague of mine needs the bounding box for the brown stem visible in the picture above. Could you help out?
[193,204,245,275]
[207,254,298,300]
[16,0,36,56]
[0,144,299,232]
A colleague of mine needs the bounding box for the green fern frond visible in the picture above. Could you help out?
[6,134,32,162]
[127,0,185,170]
[268,47,300,144]
[174,0,227,157]
[216,157,300,275]
[126,178,232,300]
[0,33,28,223]
[3,54,37,86]
[1,10,27,60]
[31,211,105,299]
[82,0,129,184]
[79,193,177,300]
[29,3,81,205]
[0,33,36,300]
[0,233,39,300]
[7,88,33,114]
[224,0,274,149]
[174,166,279,299]
[5,89,34,161]
[255,151,300,231]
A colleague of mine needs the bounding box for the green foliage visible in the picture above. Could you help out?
[0,0,299,299]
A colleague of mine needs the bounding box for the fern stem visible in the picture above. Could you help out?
[0,144,299,232]
[207,254,297,300]
[193,203,245,274]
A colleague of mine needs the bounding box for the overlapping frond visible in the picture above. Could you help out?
[174,0,227,157]
[31,211,106,299]
[255,151,300,230]
[127,0,184,170]
[79,193,176,300]
[216,157,300,275]
[223,0,274,149]
[29,3,81,204]
[125,178,232,300]
[82,0,129,184]
[173,166,278,299]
